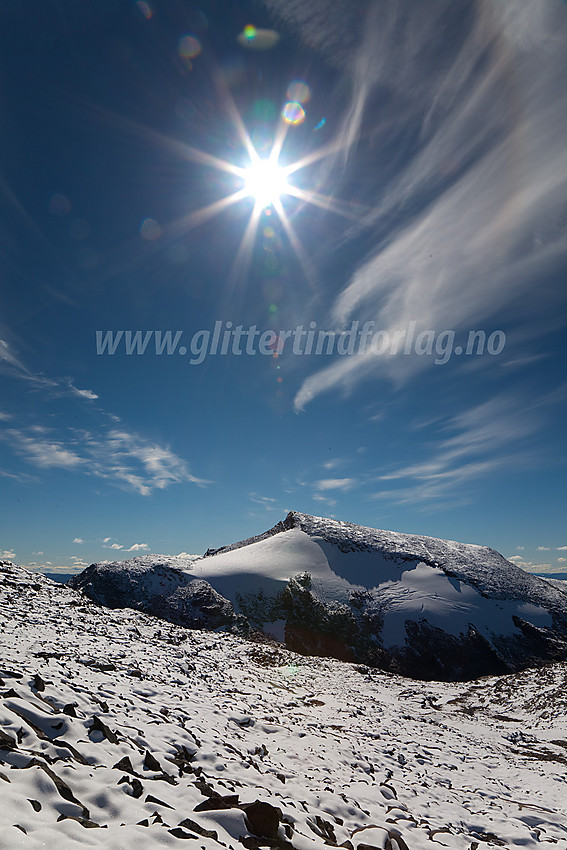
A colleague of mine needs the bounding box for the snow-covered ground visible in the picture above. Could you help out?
[1,560,567,849]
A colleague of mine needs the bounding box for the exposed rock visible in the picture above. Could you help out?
[143,750,162,772]
[0,729,17,749]
[89,715,119,744]
[194,794,240,812]
[69,557,235,630]
[306,814,338,844]
[178,818,219,840]
[25,759,90,820]
[31,673,45,692]
[168,826,198,839]
[243,800,282,840]
[113,756,135,774]
[57,814,105,829]
[145,794,175,809]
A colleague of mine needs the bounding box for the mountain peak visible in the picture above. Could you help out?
[69,512,567,680]
[206,510,560,611]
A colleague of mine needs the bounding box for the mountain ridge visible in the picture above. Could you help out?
[204,511,567,618]
[64,512,567,680]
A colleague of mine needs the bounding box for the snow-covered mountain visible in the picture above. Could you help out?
[1,558,567,849]
[69,512,567,680]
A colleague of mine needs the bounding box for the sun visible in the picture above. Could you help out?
[169,93,365,285]
[243,157,291,209]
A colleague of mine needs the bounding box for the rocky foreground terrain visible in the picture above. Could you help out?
[1,559,567,849]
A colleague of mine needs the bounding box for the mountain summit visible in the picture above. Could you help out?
[71,512,567,680]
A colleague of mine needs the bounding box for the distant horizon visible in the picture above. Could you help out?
[7,505,566,583]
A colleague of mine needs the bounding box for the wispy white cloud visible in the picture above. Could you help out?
[0,337,98,402]
[369,395,539,507]
[249,494,278,509]
[68,383,98,401]
[368,412,385,424]
[81,429,209,495]
[2,428,84,469]
[322,457,346,471]
[100,541,148,552]
[0,338,31,377]
[0,467,37,483]
[312,493,337,508]
[25,563,75,575]
[291,0,567,409]
[501,354,549,370]
[314,477,357,491]
[73,538,84,544]
[0,549,15,560]
[508,554,555,574]
[0,423,207,495]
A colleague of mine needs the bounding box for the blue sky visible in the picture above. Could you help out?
[1,0,566,576]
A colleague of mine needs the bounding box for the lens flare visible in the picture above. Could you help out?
[178,34,201,59]
[134,1,153,20]
[49,194,71,216]
[237,26,280,50]
[140,218,162,240]
[282,102,305,126]
[286,81,311,104]
[251,126,273,152]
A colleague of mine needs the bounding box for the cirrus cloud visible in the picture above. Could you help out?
[290,0,567,410]
[0,424,208,496]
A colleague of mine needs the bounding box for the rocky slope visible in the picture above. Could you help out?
[68,557,234,629]
[1,559,567,849]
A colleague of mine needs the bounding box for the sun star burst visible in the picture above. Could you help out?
[243,157,291,209]
[169,92,366,287]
